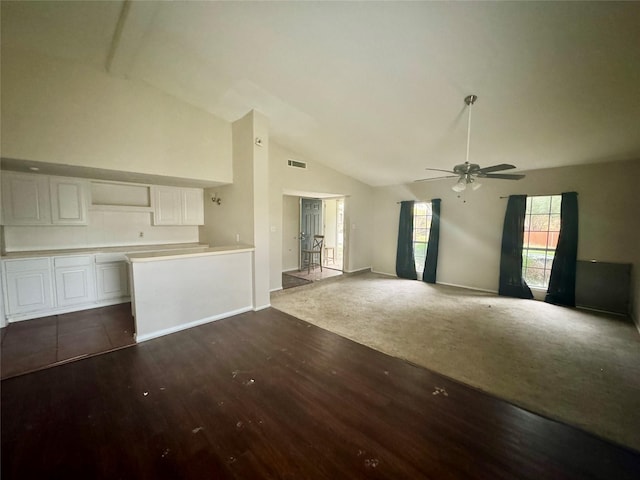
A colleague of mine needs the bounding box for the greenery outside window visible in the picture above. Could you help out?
[522,195,561,288]
[413,202,432,276]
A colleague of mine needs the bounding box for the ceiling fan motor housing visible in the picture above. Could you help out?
[453,162,480,175]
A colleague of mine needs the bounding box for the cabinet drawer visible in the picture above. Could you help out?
[4,258,50,273]
[54,255,93,268]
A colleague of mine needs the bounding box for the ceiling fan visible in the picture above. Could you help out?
[417,94,525,192]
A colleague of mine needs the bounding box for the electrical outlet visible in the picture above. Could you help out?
[139,232,144,238]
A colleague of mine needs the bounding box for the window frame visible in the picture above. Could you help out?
[522,194,562,289]
[412,202,432,278]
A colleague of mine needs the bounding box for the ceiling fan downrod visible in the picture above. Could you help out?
[464,94,477,168]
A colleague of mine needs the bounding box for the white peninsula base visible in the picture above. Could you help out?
[127,246,254,342]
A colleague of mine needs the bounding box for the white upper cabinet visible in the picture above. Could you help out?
[153,186,182,225]
[1,172,51,225]
[50,177,88,225]
[1,172,88,226]
[153,186,204,226]
[181,188,204,225]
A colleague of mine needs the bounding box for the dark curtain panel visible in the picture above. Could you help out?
[499,195,534,299]
[422,198,441,284]
[545,192,579,307]
[396,201,417,280]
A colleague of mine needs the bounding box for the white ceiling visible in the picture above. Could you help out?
[2,1,640,186]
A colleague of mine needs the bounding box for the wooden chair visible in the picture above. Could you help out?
[301,235,324,273]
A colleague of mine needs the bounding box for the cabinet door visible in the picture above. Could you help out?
[153,186,182,225]
[50,177,88,225]
[181,188,204,225]
[55,264,96,307]
[1,172,51,225]
[4,259,54,314]
[96,262,129,300]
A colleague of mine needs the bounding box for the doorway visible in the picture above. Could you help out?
[281,194,345,288]
[298,197,344,274]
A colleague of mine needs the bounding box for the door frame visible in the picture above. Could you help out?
[281,190,348,275]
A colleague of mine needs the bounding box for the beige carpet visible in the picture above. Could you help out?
[271,272,640,452]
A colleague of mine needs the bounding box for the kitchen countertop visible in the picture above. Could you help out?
[1,243,210,259]
[126,244,254,263]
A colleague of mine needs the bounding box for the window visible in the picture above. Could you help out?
[522,195,561,288]
[413,202,432,275]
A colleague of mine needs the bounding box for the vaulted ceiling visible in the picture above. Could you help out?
[2,1,639,186]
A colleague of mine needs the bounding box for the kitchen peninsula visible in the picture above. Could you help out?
[127,245,255,342]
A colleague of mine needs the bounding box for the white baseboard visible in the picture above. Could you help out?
[344,266,372,274]
[254,303,271,312]
[270,287,283,293]
[437,282,498,295]
[370,269,396,277]
[135,306,253,343]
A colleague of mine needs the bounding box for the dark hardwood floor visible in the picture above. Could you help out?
[2,308,638,479]
[1,303,135,379]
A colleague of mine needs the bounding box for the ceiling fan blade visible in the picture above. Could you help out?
[424,168,455,174]
[414,175,458,182]
[477,173,526,180]
[476,164,516,174]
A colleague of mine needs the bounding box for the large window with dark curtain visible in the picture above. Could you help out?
[422,198,441,283]
[499,195,534,299]
[396,200,417,280]
[545,192,578,307]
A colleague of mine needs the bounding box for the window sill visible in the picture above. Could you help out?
[530,287,547,301]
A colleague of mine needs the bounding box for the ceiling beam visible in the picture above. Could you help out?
[106,0,160,76]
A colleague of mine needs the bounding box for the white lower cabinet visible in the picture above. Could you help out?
[3,254,130,321]
[4,258,54,315]
[54,256,96,307]
[96,262,129,300]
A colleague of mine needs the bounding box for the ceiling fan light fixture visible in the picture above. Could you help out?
[452,178,467,192]
[471,181,482,191]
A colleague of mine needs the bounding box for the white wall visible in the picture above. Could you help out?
[131,251,254,342]
[281,196,300,272]
[200,110,270,309]
[250,111,271,309]
[4,210,198,252]
[201,113,255,247]
[268,142,374,291]
[372,160,640,319]
[1,47,232,184]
